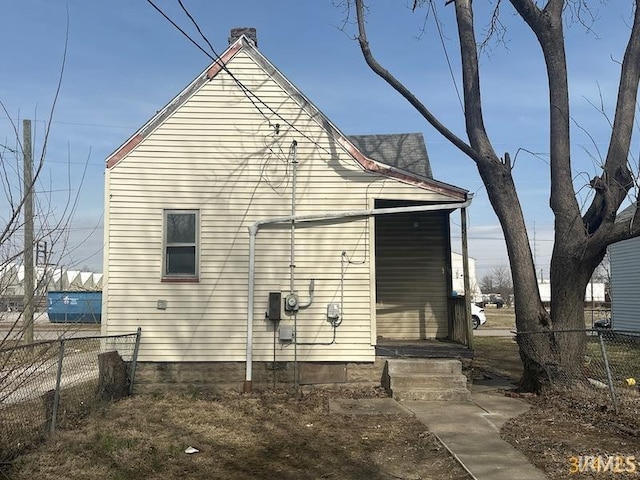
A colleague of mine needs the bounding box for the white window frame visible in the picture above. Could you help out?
[162,209,199,280]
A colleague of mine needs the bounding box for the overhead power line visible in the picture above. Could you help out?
[145,0,214,60]
[144,0,339,159]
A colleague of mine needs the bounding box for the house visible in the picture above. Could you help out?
[450,252,482,302]
[609,203,639,331]
[102,28,473,390]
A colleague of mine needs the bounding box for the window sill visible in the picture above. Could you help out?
[161,277,199,283]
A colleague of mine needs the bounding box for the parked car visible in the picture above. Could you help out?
[593,317,611,329]
[476,294,505,309]
[471,304,487,330]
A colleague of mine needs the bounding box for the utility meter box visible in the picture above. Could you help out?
[279,325,294,342]
[284,293,299,312]
[327,303,341,320]
[267,292,282,321]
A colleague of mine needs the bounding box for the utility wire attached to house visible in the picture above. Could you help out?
[144,0,340,159]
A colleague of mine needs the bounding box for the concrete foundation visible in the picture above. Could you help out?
[134,358,389,393]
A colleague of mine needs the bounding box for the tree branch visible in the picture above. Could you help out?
[598,203,640,246]
[507,0,542,30]
[583,0,640,235]
[452,0,496,158]
[353,0,480,162]
[510,0,582,232]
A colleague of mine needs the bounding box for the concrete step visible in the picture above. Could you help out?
[393,387,472,402]
[389,373,468,390]
[386,358,462,375]
[383,359,471,402]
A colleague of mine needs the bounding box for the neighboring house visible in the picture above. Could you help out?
[609,204,639,331]
[102,29,472,389]
[450,252,482,302]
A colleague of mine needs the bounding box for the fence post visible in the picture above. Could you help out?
[50,339,65,434]
[128,327,142,396]
[597,332,619,414]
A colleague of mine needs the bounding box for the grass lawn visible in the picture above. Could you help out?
[5,388,470,480]
[472,336,522,382]
[483,306,516,329]
[482,306,611,330]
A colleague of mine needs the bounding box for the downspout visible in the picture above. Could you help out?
[245,225,258,394]
[290,141,297,295]
[290,140,298,391]
[243,196,473,392]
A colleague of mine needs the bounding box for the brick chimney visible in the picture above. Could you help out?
[229,27,257,47]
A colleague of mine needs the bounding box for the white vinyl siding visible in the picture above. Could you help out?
[104,49,460,362]
[609,238,640,332]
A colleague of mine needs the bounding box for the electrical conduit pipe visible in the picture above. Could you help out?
[243,196,473,392]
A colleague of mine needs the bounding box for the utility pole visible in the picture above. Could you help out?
[23,119,34,344]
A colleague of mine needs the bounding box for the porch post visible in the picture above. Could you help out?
[461,207,474,349]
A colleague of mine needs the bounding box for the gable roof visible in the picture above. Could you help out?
[615,203,638,225]
[348,133,433,179]
[106,35,468,200]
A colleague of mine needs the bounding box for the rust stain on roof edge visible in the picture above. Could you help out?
[336,136,467,200]
[106,42,243,169]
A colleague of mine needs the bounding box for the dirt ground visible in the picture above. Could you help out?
[502,386,640,479]
[6,387,471,480]
[6,314,638,479]
[8,382,640,480]
[472,344,640,480]
[473,314,640,479]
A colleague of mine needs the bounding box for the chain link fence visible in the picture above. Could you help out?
[516,329,640,413]
[0,329,141,463]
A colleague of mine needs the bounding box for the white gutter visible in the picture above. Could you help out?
[243,196,473,392]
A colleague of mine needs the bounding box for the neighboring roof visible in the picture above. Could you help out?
[105,35,468,200]
[348,133,433,179]
[616,203,637,224]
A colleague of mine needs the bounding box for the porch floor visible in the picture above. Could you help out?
[375,338,473,359]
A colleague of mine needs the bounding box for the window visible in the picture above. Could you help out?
[163,210,198,279]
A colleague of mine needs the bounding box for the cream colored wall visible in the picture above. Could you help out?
[104,50,458,362]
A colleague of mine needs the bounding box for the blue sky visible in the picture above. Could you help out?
[1,1,637,279]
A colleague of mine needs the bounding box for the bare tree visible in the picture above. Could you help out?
[592,252,610,284]
[350,0,640,391]
[492,265,513,296]
[0,21,92,348]
[0,24,105,427]
[479,265,513,306]
[479,274,495,295]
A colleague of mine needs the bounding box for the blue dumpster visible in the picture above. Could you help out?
[48,291,102,324]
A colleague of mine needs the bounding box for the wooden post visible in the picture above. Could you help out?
[23,119,34,344]
[461,207,474,349]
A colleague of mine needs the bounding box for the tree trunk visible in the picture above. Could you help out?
[473,159,556,392]
[351,0,640,392]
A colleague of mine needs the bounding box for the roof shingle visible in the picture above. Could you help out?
[348,133,433,179]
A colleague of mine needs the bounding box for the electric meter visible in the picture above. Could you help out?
[285,293,299,312]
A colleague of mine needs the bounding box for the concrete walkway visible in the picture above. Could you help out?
[402,388,548,480]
